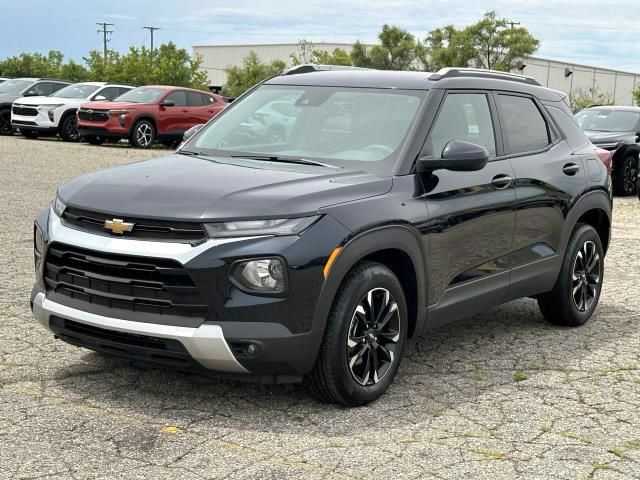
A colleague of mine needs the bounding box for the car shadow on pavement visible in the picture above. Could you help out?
[50,295,635,436]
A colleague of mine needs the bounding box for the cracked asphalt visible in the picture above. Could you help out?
[1,135,640,479]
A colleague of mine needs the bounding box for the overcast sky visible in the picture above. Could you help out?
[2,0,639,72]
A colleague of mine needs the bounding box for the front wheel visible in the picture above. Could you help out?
[308,261,408,406]
[613,155,637,196]
[538,223,604,326]
[129,120,156,149]
[0,109,13,135]
[59,114,80,142]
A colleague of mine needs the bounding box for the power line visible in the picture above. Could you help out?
[96,22,114,60]
[143,26,160,64]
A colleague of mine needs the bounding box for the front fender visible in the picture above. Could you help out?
[311,223,428,335]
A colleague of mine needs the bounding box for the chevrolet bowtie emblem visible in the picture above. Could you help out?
[104,218,135,235]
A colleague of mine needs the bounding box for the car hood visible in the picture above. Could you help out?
[57,154,392,221]
[584,130,637,145]
[80,101,146,110]
[0,93,20,105]
[17,96,87,106]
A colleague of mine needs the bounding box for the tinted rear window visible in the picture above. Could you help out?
[498,94,550,154]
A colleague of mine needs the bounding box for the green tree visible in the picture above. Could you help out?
[633,86,640,107]
[570,87,613,113]
[420,25,475,71]
[222,51,285,98]
[291,40,352,66]
[351,25,420,70]
[0,50,89,80]
[83,42,208,88]
[463,11,539,71]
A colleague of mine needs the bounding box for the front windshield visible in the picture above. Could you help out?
[115,86,166,104]
[575,109,640,132]
[0,79,32,94]
[52,84,100,99]
[190,85,426,171]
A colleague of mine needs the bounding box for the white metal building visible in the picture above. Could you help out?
[193,44,640,105]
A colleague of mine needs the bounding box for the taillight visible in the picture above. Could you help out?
[594,147,612,173]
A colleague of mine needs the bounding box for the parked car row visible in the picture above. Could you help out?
[0,78,227,148]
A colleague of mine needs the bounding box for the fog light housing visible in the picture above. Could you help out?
[48,111,55,122]
[231,257,286,294]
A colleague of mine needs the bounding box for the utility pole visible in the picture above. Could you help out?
[96,22,114,61]
[508,21,521,29]
[143,26,160,64]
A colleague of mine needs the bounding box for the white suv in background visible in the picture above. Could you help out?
[11,82,133,141]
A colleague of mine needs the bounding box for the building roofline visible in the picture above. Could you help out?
[525,55,640,76]
[192,42,374,48]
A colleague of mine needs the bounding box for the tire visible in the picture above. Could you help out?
[129,119,156,149]
[0,109,13,135]
[84,135,105,145]
[613,155,638,196]
[308,261,408,406]
[537,223,604,327]
[265,124,286,143]
[21,129,39,139]
[59,114,80,142]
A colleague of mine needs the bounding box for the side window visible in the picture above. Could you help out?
[119,87,133,97]
[497,95,550,154]
[164,91,188,106]
[428,93,496,158]
[31,82,60,96]
[546,105,589,150]
[204,94,216,104]
[95,87,121,101]
[187,92,205,106]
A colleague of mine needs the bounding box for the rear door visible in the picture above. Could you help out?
[186,91,210,125]
[422,91,516,326]
[496,93,587,301]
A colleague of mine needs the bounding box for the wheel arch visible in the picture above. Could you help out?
[131,114,158,133]
[312,224,428,340]
[559,190,612,258]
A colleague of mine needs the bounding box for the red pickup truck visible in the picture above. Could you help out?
[77,85,226,148]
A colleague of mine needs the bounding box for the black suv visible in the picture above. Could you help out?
[575,105,640,195]
[0,78,70,135]
[31,67,612,406]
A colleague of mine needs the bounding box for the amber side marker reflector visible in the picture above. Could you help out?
[323,247,342,278]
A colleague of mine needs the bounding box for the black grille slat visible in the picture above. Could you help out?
[61,207,206,243]
[78,109,109,122]
[44,243,208,319]
[12,105,38,116]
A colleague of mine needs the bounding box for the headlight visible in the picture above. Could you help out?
[231,258,286,293]
[37,104,63,111]
[107,109,131,116]
[34,224,44,273]
[204,216,319,238]
[52,195,66,217]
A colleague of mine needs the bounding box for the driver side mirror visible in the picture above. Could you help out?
[160,99,175,108]
[417,140,489,173]
[93,95,107,101]
[23,89,39,97]
[183,124,204,142]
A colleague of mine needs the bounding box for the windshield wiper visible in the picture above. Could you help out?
[229,155,338,168]
[177,150,201,156]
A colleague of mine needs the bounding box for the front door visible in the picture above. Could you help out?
[421,91,516,327]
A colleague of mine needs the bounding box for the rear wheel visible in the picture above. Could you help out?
[538,223,604,326]
[129,120,155,149]
[84,135,105,145]
[21,129,39,139]
[613,155,637,196]
[59,114,80,142]
[0,109,12,135]
[308,261,407,406]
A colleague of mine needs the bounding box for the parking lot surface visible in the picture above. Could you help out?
[1,135,639,479]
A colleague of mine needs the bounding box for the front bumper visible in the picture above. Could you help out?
[32,291,247,373]
[12,109,61,132]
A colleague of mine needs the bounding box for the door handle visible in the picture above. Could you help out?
[563,163,580,176]
[181,109,189,113]
[491,174,513,189]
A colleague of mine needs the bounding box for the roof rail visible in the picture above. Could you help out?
[428,68,541,86]
[283,64,370,75]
